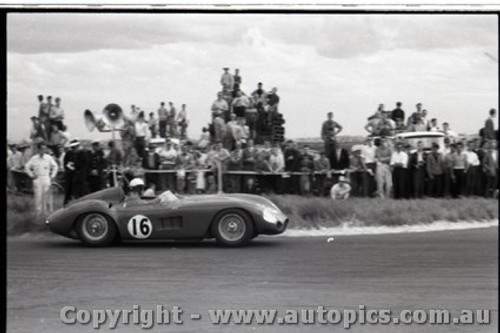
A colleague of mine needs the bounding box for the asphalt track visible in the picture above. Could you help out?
[7,227,498,333]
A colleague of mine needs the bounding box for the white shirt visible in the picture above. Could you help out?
[269,153,285,172]
[362,145,376,164]
[465,151,480,167]
[390,151,409,168]
[25,154,58,178]
[135,122,150,138]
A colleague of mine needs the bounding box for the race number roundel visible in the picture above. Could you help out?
[127,215,153,239]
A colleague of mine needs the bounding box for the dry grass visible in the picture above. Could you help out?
[265,195,498,229]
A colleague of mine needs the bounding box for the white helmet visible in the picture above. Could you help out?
[129,178,145,188]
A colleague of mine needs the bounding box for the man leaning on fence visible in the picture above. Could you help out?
[25,142,58,214]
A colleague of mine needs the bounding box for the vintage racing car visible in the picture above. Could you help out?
[45,187,288,247]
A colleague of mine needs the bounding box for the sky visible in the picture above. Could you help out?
[6,13,498,142]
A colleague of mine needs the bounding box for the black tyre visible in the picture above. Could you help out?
[76,213,117,247]
[211,209,254,247]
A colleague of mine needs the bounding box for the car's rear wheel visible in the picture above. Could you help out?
[77,213,117,247]
[211,209,254,247]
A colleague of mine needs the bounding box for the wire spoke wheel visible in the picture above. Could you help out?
[218,214,246,242]
[81,213,109,242]
[212,209,254,246]
[77,213,117,246]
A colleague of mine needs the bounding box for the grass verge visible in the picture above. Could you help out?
[265,195,498,229]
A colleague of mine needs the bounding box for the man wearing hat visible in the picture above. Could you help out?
[88,140,106,193]
[330,176,351,200]
[25,142,58,214]
[220,67,233,93]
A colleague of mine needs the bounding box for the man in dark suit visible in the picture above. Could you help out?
[330,144,350,184]
[142,142,161,188]
[409,141,426,198]
[483,140,498,198]
[426,143,445,197]
[88,140,106,193]
[483,108,497,142]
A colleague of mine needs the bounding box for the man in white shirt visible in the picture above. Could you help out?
[441,122,458,141]
[464,140,480,196]
[49,97,65,130]
[134,112,150,158]
[362,138,377,196]
[25,142,58,214]
[220,67,234,92]
[390,142,409,199]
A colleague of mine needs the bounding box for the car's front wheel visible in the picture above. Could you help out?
[77,213,117,247]
[211,209,254,247]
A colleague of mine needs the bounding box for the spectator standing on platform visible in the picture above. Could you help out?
[483,108,497,141]
[391,102,405,124]
[409,141,426,198]
[376,111,395,136]
[48,124,68,159]
[232,90,250,121]
[120,118,136,155]
[321,112,343,166]
[390,141,409,199]
[88,140,106,193]
[25,142,58,214]
[233,69,242,97]
[429,118,440,132]
[177,104,188,140]
[426,143,445,197]
[330,176,351,200]
[198,127,210,149]
[167,102,177,138]
[38,95,49,119]
[441,122,458,141]
[134,112,150,158]
[148,112,157,138]
[49,97,65,130]
[220,67,233,92]
[158,102,168,138]
[375,137,392,199]
[483,140,498,198]
[211,92,229,143]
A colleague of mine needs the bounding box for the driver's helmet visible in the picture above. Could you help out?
[129,178,145,189]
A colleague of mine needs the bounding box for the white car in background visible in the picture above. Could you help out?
[394,131,446,153]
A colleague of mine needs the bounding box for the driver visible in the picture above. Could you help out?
[124,178,178,207]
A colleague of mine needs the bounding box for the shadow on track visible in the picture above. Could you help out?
[41,237,284,249]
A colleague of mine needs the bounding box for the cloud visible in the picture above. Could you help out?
[8,13,498,60]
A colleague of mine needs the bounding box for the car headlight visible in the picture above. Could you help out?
[263,208,279,224]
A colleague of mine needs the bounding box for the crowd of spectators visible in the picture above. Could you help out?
[7,89,499,213]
